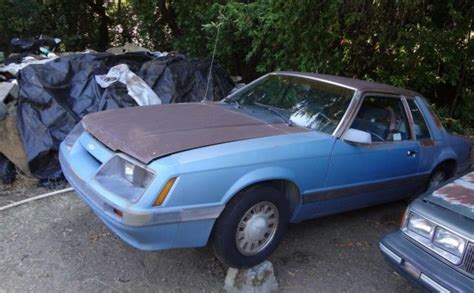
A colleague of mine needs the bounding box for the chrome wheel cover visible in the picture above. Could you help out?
[235,201,279,256]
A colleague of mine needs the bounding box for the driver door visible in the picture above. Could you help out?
[323,95,421,213]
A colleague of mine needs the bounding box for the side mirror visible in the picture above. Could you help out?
[342,128,372,144]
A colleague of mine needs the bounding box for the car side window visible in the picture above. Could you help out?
[351,96,410,142]
[407,99,431,139]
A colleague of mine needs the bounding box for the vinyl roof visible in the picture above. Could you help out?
[276,71,421,97]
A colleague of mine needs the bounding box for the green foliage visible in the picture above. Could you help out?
[173,0,217,57]
[0,0,43,52]
[190,0,473,132]
[0,0,111,52]
[0,0,472,132]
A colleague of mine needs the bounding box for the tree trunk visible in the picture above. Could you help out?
[157,0,180,37]
[450,32,470,117]
[86,0,110,51]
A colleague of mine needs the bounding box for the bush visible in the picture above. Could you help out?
[0,0,472,133]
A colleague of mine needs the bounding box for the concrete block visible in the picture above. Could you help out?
[224,261,278,293]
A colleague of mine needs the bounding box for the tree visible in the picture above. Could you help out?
[0,0,472,132]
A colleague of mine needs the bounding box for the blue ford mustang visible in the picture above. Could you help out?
[60,72,471,268]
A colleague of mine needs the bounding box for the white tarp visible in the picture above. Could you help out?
[0,57,57,76]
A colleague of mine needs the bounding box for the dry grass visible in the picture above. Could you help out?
[0,171,37,196]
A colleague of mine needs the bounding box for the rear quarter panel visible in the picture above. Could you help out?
[446,134,472,173]
[415,97,471,174]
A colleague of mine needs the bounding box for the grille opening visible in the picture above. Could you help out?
[462,244,473,276]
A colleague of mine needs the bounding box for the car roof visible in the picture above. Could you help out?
[276,71,421,97]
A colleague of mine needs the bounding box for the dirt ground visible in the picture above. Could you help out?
[0,185,418,293]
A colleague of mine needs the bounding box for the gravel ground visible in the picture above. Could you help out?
[0,187,418,293]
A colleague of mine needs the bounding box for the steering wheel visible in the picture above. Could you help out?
[312,112,336,132]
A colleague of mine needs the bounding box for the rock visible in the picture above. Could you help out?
[224,261,279,293]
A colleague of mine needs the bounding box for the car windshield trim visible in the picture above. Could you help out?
[224,72,357,102]
[273,72,358,91]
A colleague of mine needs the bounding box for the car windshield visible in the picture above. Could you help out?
[227,74,355,134]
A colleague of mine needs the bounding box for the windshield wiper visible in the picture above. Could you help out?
[254,102,293,127]
[224,97,242,109]
[232,99,241,109]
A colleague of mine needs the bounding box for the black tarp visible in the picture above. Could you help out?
[16,52,234,179]
[0,154,16,184]
[10,36,60,54]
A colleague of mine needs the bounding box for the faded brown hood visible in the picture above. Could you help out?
[82,103,307,163]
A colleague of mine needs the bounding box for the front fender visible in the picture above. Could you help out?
[221,166,300,204]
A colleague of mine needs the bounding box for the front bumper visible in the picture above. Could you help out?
[59,143,222,251]
[380,231,473,292]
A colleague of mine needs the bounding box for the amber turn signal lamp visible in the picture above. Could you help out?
[153,177,177,206]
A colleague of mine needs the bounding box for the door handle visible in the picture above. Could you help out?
[407,150,417,157]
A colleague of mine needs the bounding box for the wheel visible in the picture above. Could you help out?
[407,167,450,203]
[212,185,289,268]
[427,169,448,191]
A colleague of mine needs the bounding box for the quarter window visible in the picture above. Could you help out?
[351,96,410,142]
[407,100,431,139]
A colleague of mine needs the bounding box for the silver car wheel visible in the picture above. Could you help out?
[235,201,279,256]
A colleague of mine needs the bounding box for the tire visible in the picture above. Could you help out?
[212,185,289,268]
[427,169,448,191]
[407,167,450,203]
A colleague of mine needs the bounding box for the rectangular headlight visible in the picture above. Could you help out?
[122,160,153,187]
[403,211,468,265]
[433,227,466,258]
[95,155,155,202]
[407,213,436,239]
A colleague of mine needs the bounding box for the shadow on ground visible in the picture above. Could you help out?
[0,191,418,292]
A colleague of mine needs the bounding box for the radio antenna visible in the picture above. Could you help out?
[203,22,222,102]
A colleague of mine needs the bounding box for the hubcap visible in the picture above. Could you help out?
[235,201,279,256]
[429,171,446,190]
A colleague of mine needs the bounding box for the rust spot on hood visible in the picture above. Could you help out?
[464,173,474,183]
[427,172,474,219]
[431,172,474,210]
[434,185,474,206]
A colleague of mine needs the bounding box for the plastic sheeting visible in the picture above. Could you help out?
[0,154,16,184]
[95,64,161,106]
[10,36,61,55]
[16,52,234,179]
[0,57,58,75]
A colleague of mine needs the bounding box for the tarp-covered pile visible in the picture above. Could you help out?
[1,50,234,183]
